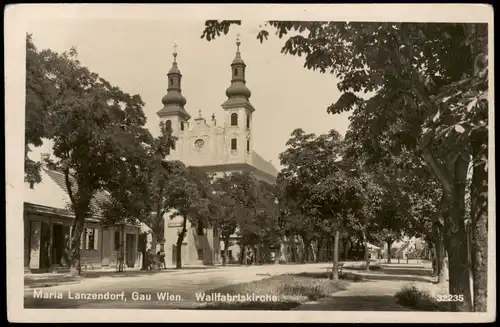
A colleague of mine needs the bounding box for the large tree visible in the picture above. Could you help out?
[278,128,357,280]
[100,122,180,269]
[167,166,214,269]
[25,34,57,184]
[26,35,151,276]
[211,172,250,265]
[253,180,282,264]
[227,172,264,264]
[201,21,489,311]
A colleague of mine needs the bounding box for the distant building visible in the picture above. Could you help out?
[158,39,283,266]
[24,166,144,272]
[383,236,431,260]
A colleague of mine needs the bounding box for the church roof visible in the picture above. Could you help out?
[156,104,191,120]
[252,151,279,178]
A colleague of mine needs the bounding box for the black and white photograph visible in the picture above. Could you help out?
[5,4,495,323]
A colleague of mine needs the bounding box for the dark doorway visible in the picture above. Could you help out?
[40,222,51,269]
[51,224,64,265]
[126,233,136,267]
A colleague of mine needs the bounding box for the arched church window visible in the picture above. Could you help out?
[246,115,250,129]
[165,120,172,131]
[231,113,238,126]
[247,139,250,152]
[169,77,174,86]
[180,121,185,131]
[231,138,237,150]
[233,68,238,77]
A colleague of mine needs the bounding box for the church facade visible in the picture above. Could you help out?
[157,40,281,266]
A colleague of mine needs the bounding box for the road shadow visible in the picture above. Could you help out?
[80,266,219,279]
[338,265,434,283]
[24,277,81,288]
[377,267,433,277]
[24,266,220,288]
[298,295,414,311]
[295,271,369,283]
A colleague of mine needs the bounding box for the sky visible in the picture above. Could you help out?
[27,18,351,170]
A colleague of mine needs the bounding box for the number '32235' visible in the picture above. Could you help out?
[435,294,464,302]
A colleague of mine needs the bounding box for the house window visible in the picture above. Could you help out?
[114,231,121,251]
[165,120,172,131]
[231,138,237,150]
[228,250,233,259]
[246,115,250,129]
[81,228,98,251]
[247,139,250,152]
[180,121,185,131]
[197,224,204,236]
[231,113,238,126]
[220,250,225,258]
[197,249,203,260]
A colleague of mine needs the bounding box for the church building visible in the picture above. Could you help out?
[158,38,280,266]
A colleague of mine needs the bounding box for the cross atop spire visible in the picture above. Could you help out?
[236,33,241,52]
[173,43,178,62]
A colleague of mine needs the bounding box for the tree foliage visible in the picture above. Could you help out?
[26,34,152,276]
[201,21,489,311]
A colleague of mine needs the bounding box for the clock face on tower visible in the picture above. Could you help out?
[194,139,205,151]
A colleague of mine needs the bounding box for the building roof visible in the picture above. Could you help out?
[367,243,381,250]
[25,169,72,211]
[26,168,109,217]
[252,151,279,178]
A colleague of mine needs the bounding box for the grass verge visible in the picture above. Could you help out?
[395,285,452,311]
[296,271,367,282]
[197,274,349,310]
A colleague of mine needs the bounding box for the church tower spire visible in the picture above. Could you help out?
[157,43,191,124]
[222,34,254,112]
[222,34,255,166]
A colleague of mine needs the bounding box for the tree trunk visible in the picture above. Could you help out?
[331,230,340,280]
[434,224,447,285]
[470,132,488,312]
[386,239,393,263]
[239,243,245,264]
[363,230,370,271]
[437,242,448,286]
[140,233,148,271]
[445,231,472,311]
[274,242,281,264]
[316,241,322,263]
[343,237,350,261]
[150,232,157,255]
[325,238,331,261]
[301,235,309,262]
[222,238,230,266]
[441,155,473,312]
[69,214,85,276]
[471,208,488,312]
[430,243,437,275]
[422,146,473,312]
[175,216,188,269]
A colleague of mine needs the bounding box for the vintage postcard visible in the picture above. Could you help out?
[5,3,495,323]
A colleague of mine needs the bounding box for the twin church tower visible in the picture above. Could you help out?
[156,36,278,183]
